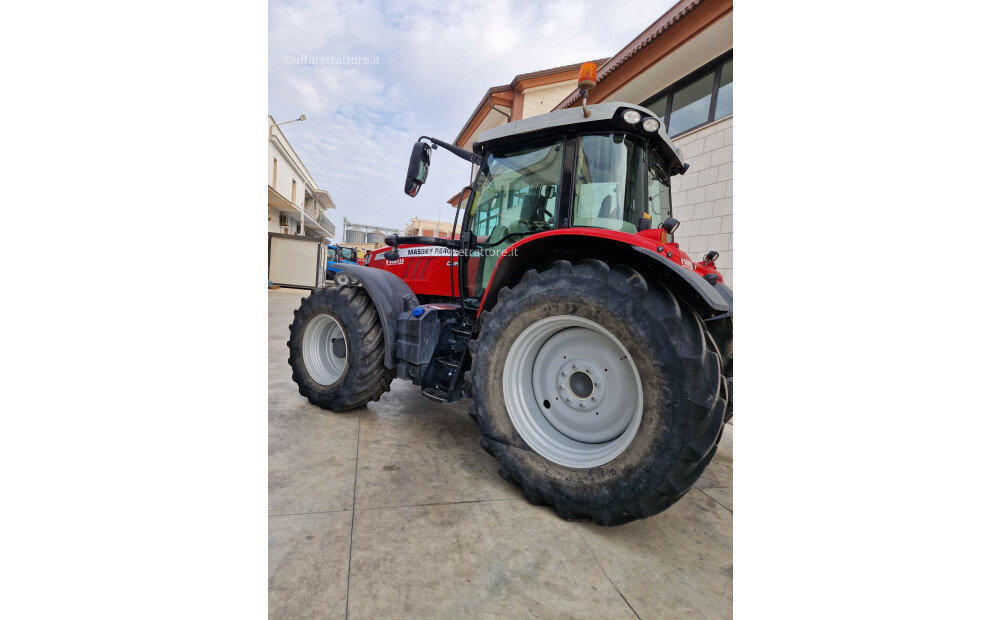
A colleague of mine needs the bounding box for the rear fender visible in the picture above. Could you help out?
[330,263,419,368]
[479,230,730,319]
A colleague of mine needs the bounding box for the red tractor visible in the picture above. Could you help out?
[287,72,733,526]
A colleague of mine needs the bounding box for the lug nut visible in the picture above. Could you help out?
[591,396,597,401]
[561,371,567,376]
[587,368,592,374]
[558,385,564,391]
[572,364,578,370]
[594,382,601,387]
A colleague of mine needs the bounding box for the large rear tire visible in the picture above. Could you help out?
[704,317,733,423]
[469,260,726,526]
[287,286,393,411]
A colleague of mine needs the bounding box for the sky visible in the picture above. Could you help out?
[268,0,677,237]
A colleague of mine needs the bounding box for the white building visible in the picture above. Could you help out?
[268,116,336,240]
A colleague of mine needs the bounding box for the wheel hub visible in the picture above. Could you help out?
[556,360,606,413]
[302,314,348,386]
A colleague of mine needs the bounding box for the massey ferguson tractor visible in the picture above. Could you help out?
[287,64,733,526]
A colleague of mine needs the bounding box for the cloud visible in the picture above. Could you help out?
[269,0,675,234]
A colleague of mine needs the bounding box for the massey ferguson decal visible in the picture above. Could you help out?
[394,246,457,258]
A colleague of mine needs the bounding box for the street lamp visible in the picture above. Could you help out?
[269,114,306,138]
[275,114,306,127]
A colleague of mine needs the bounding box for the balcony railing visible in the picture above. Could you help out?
[314,210,336,237]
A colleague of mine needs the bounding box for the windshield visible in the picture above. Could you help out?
[464,138,563,301]
[572,134,644,234]
[341,248,355,262]
[468,140,561,243]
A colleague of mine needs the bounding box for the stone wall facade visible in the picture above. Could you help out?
[669,115,734,286]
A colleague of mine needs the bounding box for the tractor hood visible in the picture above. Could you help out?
[476,101,685,173]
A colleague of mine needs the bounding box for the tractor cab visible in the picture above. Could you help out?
[460,106,687,302]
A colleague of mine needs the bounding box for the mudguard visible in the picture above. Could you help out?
[329,263,419,368]
[477,231,731,320]
[706,281,733,321]
[630,246,730,317]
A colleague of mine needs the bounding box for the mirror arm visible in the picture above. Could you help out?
[420,136,484,165]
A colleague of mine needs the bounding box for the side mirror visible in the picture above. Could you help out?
[404,141,432,197]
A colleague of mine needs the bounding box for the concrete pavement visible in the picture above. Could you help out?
[269,287,733,619]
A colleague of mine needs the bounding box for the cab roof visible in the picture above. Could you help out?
[476,101,685,171]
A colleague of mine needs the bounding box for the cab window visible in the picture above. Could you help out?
[465,138,563,300]
[646,150,673,231]
[572,134,644,234]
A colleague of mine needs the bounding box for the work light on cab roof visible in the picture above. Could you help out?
[577,61,597,118]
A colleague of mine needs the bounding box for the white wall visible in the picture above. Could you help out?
[268,205,300,234]
[268,141,308,211]
[670,116,733,286]
[521,80,576,118]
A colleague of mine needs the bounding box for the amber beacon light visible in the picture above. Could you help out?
[578,62,597,118]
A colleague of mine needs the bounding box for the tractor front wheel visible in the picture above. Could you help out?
[287,286,393,411]
[468,260,726,525]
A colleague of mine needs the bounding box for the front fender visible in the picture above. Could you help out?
[331,263,418,369]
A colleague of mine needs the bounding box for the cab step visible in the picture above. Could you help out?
[420,386,449,403]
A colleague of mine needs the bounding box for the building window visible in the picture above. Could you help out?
[272,158,278,187]
[291,179,297,204]
[642,52,732,137]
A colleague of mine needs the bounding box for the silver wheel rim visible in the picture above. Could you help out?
[302,314,348,386]
[503,315,643,468]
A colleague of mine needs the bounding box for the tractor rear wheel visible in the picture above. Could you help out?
[704,317,733,423]
[287,286,393,411]
[468,260,726,526]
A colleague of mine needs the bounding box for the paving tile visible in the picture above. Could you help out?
[576,490,733,619]
[268,401,359,516]
[354,380,521,510]
[700,486,733,512]
[269,511,353,620]
[347,501,636,619]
